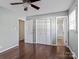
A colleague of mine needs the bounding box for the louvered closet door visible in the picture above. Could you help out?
[36,18,50,45]
[25,20,33,43]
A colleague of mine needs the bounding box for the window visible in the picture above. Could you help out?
[69,9,76,30]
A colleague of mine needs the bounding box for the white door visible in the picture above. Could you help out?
[56,16,68,46]
[25,20,33,43]
[36,18,50,45]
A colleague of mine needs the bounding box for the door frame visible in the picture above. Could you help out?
[56,16,68,46]
[19,19,25,42]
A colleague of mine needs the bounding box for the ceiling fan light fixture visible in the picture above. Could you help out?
[24,7,28,11]
[10,0,40,11]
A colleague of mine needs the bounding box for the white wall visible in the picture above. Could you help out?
[68,0,78,57]
[0,7,25,53]
[0,6,69,53]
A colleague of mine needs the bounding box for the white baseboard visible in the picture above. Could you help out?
[25,42,58,46]
[0,44,18,53]
[66,45,77,59]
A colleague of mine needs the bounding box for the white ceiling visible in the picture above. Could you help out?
[0,0,74,16]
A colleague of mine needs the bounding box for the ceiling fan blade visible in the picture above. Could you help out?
[10,2,23,5]
[31,4,40,10]
[30,0,40,3]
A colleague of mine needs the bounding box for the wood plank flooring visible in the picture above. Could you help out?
[0,41,73,59]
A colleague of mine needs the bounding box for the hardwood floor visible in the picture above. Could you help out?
[0,41,73,59]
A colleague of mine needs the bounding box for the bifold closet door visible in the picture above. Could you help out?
[25,16,68,45]
[36,19,50,45]
[50,17,56,44]
[25,20,33,43]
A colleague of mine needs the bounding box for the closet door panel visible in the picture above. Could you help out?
[25,20,33,43]
[50,17,56,44]
[36,19,50,45]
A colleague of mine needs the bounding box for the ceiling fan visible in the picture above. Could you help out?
[10,0,40,11]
